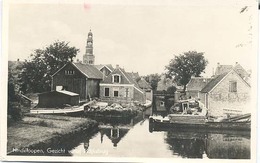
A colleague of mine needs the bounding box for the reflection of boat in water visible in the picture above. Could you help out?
[149,99,251,131]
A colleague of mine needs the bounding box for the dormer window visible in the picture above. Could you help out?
[65,70,75,75]
[112,74,121,83]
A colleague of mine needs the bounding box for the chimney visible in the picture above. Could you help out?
[217,62,220,67]
[235,62,238,65]
[116,64,119,69]
[17,58,20,62]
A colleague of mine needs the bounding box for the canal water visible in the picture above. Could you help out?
[69,108,251,159]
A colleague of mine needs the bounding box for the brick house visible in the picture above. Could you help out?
[99,65,145,104]
[52,62,103,100]
[199,69,251,117]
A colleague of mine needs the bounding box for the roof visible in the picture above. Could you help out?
[157,75,174,91]
[127,72,140,80]
[95,64,114,72]
[39,90,79,96]
[73,62,103,79]
[52,62,103,79]
[137,78,152,89]
[102,67,140,88]
[200,72,229,93]
[215,65,233,76]
[186,77,211,91]
[234,63,249,79]
[57,90,79,96]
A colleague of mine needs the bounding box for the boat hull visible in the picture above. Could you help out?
[149,116,251,131]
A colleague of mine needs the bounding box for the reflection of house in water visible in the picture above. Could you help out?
[164,129,250,159]
[165,130,206,158]
[97,113,145,147]
[205,133,250,159]
[100,127,130,147]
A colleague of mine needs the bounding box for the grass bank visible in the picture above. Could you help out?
[7,114,98,155]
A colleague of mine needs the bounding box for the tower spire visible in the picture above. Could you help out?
[83,29,95,64]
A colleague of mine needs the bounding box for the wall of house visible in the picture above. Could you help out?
[38,92,79,108]
[52,64,87,99]
[199,92,207,107]
[100,85,134,104]
[86,79,100,98]
[145,90,153,101]
[207,72,250,117]
[134,87,146,104]
[186,91,199,99]
[52,63,101,100]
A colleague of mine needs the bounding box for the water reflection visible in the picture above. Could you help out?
[151,126,250,159]
[165,130,206,158]
[69,110,250,159]
[206,133,250,159]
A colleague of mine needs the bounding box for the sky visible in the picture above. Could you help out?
[7,0,257,76]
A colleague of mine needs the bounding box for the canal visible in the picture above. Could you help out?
[68,107,250,159]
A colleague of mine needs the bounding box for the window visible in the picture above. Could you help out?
[125,88,129,98]
[160,101,165,106]
[65,70,74,75]
[229,81,237,92]
[114,91,119,97]
[113,75,120,83]
[105,88,110,97]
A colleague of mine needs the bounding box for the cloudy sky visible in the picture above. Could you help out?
[7,0,257,76]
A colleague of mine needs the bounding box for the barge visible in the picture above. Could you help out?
[149,99,251,131]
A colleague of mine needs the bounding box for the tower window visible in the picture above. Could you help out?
[229,81,237,92]
[113,74,121,83]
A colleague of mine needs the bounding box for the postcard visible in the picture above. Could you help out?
[1,0,258,162]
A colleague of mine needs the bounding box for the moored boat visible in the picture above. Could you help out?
[149,99,251,131]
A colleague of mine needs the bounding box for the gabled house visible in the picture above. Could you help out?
[95,64,114,78]
[137,77,153,101]
[186,77,211,99]
[199,69,251,117]
[99,65,145,104]
[214,62,251,84]
[52,62,103,100]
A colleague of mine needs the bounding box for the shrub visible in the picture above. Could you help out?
[8,102,23,121]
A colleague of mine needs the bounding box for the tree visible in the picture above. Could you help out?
[143,73,160,91]
[19,41,79,93]
[8,63,23,122]
[166,51,208,92]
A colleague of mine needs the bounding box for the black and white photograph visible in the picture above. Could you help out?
[1,0,258,162]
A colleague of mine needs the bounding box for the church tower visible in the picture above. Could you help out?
[83,29,95,64]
